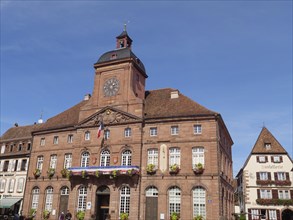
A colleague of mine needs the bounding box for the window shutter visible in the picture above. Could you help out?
[265,156,268,162]
[285,172,289,180]
[257,189,260,199]
[256,156,259,162]
[271,156,274,162]
[290,190,293,199]
[248,209,252,220]
[268,172,271,180]
[280,156,283,162]
[276,210,280,220]
[0,161,3,171]
[17,160,21,171]
[274,172,278,181]
[272,189,278,199]
[256,172,260,180]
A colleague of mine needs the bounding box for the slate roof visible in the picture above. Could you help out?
[251,127,287,154]
[0,124,41,142]
[95,47,146,73]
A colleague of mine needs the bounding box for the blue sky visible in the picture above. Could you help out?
[1,1,292,175]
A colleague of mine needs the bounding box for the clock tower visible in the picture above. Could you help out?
[79,29,148,120]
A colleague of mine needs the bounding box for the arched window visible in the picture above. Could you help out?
[146,186,158,197]
[168,186,181,216]
[100,150,110,166]
[60,186,69,195]
[45,187,53,211]
[81,151,90,167]
[120,186,130,214]
[121,150,132,166]
[193,186,206,218]
[31,187,40,209]
[77,186,87,211]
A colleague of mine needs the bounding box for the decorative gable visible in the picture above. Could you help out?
[77,107,141,127]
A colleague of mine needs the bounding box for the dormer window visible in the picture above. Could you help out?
[264,143,271,150]
[111,53,117,60]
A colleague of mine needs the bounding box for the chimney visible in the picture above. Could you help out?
[170,90,179,99]
[14,123,18,127]
[38,118,43,124]
[84,94,91,101]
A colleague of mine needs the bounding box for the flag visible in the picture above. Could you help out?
[97,122,104,138]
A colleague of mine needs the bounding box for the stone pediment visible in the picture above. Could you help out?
[77,107,141,127]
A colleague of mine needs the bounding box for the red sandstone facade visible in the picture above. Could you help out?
[20,30,234,220]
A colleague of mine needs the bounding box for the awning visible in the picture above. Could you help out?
[0,198,22,208]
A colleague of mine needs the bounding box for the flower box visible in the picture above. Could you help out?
[47,168,55,179]
[33,169,41,178]
[169,164,180,175]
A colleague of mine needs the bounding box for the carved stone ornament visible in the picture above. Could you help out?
[81,109,137,127]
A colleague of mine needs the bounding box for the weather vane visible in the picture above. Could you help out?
[124,20,130,31]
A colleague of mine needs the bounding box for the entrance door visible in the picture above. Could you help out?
[282,209,293,220]
[59,187,69,216]
[96,186,110,220]
[145,186,158,220]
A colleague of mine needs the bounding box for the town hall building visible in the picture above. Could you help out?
[2,29,234,220]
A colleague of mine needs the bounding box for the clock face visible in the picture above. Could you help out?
[103,77,120,97]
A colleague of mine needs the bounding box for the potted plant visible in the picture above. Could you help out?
[47,168,55,178]
[120,212,129,220]
[61,168,68,178]
[29,208,36,219]
[169,164,180,175]
[43,210,50,219]
[81,170,88,179]
[193,163,204,174]
[33,168,41,178]
[193,215,204,220]
[110,170,119,179]
[127,169,137,176]
[95,170,102,178]
[146,164,156,175]
[170,212,180,220]
[76,210,85,220]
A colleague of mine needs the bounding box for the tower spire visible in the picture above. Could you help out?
[116,25,133,49]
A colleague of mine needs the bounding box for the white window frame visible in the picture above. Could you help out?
[8,179,15,193]
[81,152,90,167]
[150,127,157,137]
[259,172,268,180]
[85,131,91,141]
[77,186,87,211]
[61,186,69,195]
[268,210,277,220]
[277,172,286,181]
[100,149,110,166]
[64,153,72,169]
[40,138,45,146]
[251,209,259,220]
[273,156,280,163]
[50,154,57,169]
[259,156,266,162]
[45,187,53,211]
[260,189,272,199]
[119,186,130,214]
[169,186,181,216]
[193,186,206,218]
[53,136,59,145]
[0,179,6,192]
[36,156,44,170]
[193,125,202,134]
[121,150,132,166]
[104,129,110,140]
[146,186,158,197]
[169,147,180,169]
[171,126,179,135]
[31,187,40,209]
[17,178,24,192]
[278,190,290,199]
[67,134,73,143]
[124,128,131,138]
[192,147,205,168]
[147,149,159,169]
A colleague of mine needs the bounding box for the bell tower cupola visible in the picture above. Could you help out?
[116,24,133,49]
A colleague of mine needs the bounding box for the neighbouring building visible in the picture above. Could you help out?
[11,29,234,220]
[236,127,293,220]
[0,124,40,217]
